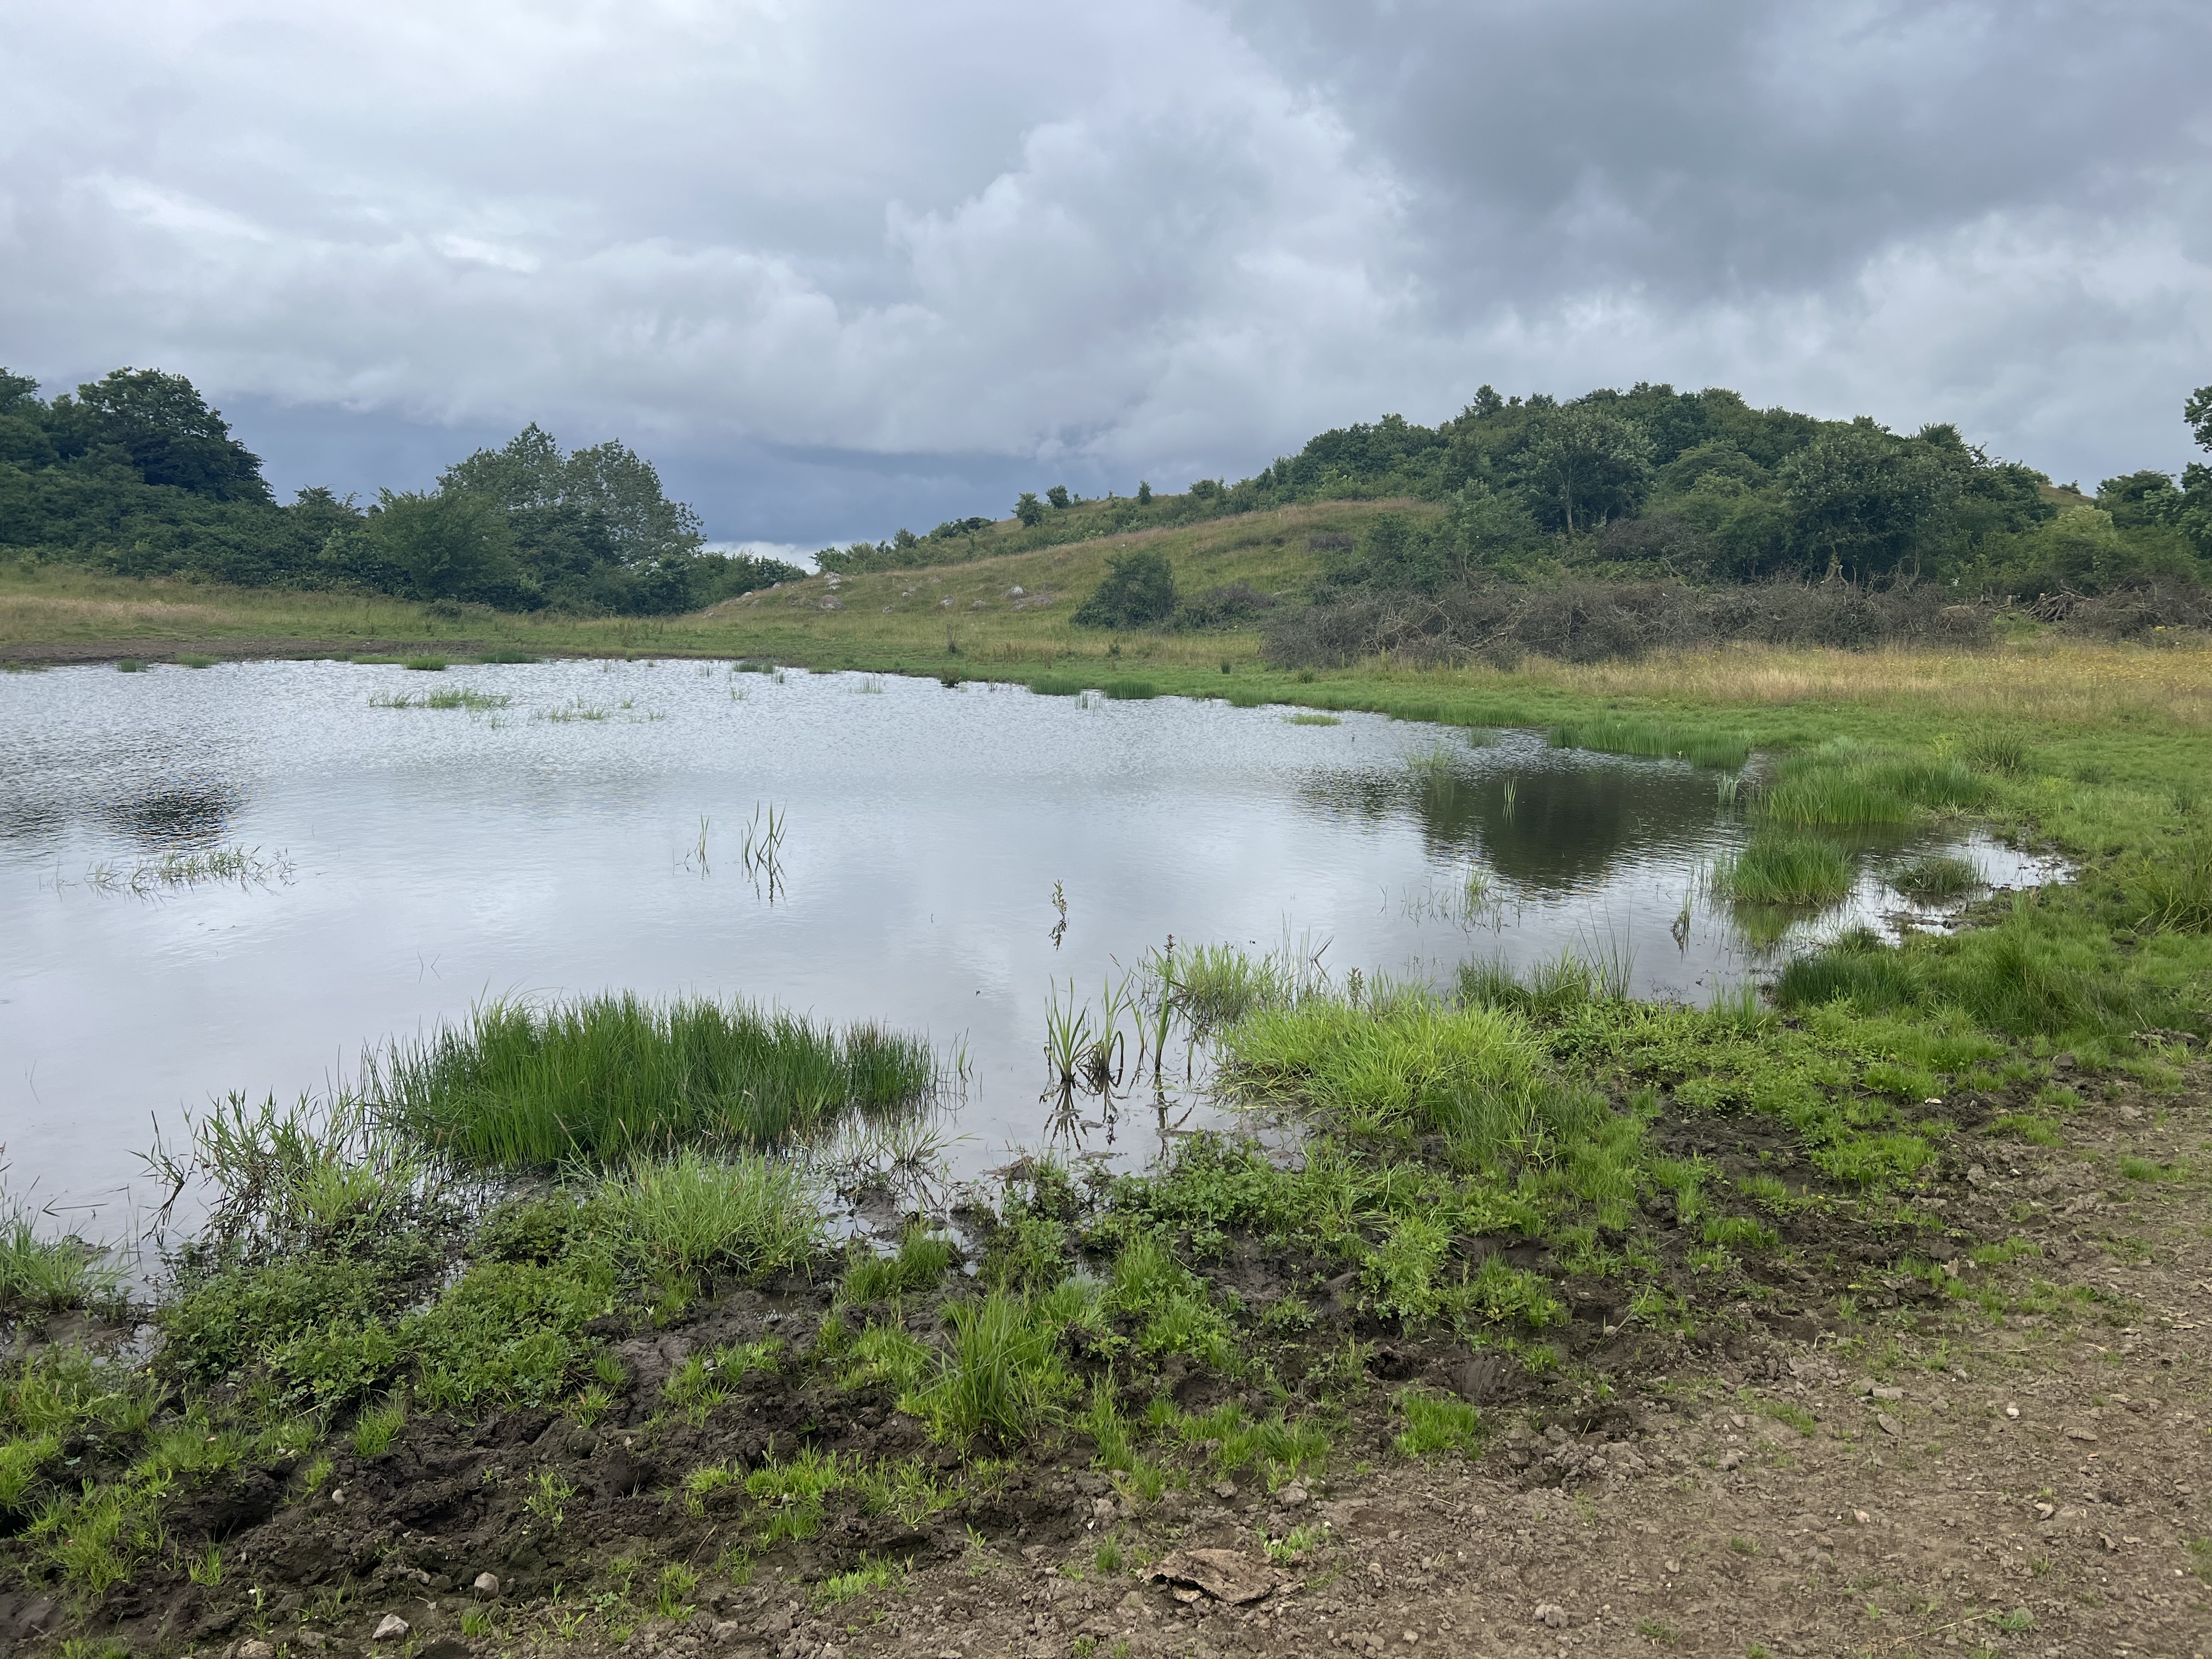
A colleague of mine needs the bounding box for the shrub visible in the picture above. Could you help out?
[1073,551,1178,629]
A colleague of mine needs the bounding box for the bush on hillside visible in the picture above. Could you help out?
[1073,550,1178,629]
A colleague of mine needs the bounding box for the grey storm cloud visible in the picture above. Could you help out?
[2,0,2207,543]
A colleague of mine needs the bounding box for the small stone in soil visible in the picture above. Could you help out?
[473,1572,500,1598]
[371,1615,410,1643]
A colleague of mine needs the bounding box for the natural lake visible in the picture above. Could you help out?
[0,658,2050,1229]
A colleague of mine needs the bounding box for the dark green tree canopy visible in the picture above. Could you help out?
[1073,549,1177,628]
[58,369,272,503]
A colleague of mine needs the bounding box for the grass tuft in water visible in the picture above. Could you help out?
[1101,679,1157,700]
[1891,853,1985,904]
[1713,830,1855,907]
[370,688,511,711]
[367,993,939,1167]
[0,1209,117,1314]
[114,658,147,673]
[1285,712,1341,726]
[478,650,540,664]
[1027,673,1086,697]
[1549,716,1749,770]
[402,656,449,672]
[1756,742,1988,827]
[177,654,218,669]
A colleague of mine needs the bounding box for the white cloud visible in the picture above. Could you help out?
[2,0,2208,540]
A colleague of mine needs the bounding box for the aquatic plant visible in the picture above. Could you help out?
[1026,673,1086,697]
[1285,712,1341,726]
[1755,742,1989,827]
[114,658,146,673]
[479,649,540,664]
[1102,679,1157,700]
[0,1208,116,1314]
[1713,830,1856,907]
[1457,945,1631,1015]
[366,993,939,1167]
[1548,716,1750,770]
[402,656,449,672]
[369,687,510,710]
[1891,853,1985,904]
[82,844,293,895]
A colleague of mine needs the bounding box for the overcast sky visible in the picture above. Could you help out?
[4,1,2208,548]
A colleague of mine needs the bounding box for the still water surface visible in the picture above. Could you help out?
[0,659,2045,1224]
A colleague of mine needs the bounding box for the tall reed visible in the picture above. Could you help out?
[366,994,938,1168]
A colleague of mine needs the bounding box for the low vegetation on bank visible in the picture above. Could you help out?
[3,685,2207,1654]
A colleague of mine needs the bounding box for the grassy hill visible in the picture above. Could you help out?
[707,498,1423,671]
[0,498,1421,673]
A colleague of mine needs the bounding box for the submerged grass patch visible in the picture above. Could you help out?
[368,992,939,1167]
[1891,852,1985,904]
[370,687,511,710]
[1027,673,1086,697]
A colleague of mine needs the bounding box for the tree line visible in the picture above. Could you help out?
[820,380,2212,599]
[0,369,800,614]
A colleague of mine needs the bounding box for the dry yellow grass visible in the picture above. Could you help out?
[1458,638,2212,725]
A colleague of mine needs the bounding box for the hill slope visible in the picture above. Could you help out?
[708,498,1422,670]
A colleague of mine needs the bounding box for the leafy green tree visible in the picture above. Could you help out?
[1046,484,1071,510]
[1073,549,1177,628]
[1776,420,1950,582]
[364,489,531,605]
[60,369,271,502]
[1136,481,1152,504]
[1517,406,1654,533]
[1015,491,1045,527]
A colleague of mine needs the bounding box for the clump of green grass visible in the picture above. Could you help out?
[479,649,541,664]
[177,653,218,669]
[1102,679,1157,700]
[811,1556,906,1609]
[402,655,449,672]
[0,1211,117,1313]
[1393,1389,1484,1457]
[1220,990,1542,1141]
[1714,830,1855,908]
[350,1393,407,1457]
[591,1148,824,1280]
[1028,673,1087,697]
[1962,729,2026,773]
[114,658,146,673]
[1457,948,1628,1013]
[2128,832,2212,933]
[1285,712,1341,726]
[838,1220,960,1305]
[367,992,939,1166]
[1891,853,1985,904]
[906,1289,1076,1447]
[1160,942,1291,1030]
[370,687,511,711]
[1549,716,1749,770]
[1756,742,1989,827]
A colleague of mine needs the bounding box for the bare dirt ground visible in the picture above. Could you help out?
[569,1073,2212,1659]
